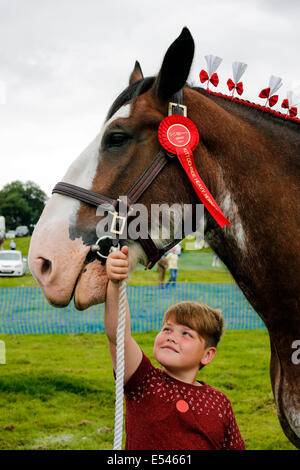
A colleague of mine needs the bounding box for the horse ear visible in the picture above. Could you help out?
[129,61,144,85]
[153,27,195,102]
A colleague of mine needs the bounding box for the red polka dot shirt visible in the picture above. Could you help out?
[123,353,245,450]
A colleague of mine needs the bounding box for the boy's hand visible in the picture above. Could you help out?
[106,245,129,283]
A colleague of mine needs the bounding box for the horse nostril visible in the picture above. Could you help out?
[40,258,52,275]
[32,257,53,285]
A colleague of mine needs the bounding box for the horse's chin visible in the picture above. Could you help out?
[73,241,147,310]
[73,259,108,310]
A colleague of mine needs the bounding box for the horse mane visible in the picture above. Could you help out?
[108,75,300,135]
[192,86,300,133]
[192,85,300,176]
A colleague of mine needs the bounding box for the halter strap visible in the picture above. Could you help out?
[52,181,115,207]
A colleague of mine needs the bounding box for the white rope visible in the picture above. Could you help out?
[113,278,127,450]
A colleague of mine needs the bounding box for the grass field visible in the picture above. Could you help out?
[0,330,295,450]
[0,237,234,287]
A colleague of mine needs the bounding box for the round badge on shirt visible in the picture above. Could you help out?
[176,400,189,413]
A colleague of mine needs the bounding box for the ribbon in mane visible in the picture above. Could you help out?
[259,75,282,108]
[281,91,298,118]
[199,54,222,90]
[227,61,247,97]
[158,114,231,229]
[199,53,300,120]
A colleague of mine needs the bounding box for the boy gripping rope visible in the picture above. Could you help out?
[104,246,245,450]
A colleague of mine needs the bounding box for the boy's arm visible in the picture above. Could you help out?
[104,278,143,386]
[223,400,245,450]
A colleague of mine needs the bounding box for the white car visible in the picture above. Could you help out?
[6,230,16,239]
[0,250,27,276]
[15,226,29,237]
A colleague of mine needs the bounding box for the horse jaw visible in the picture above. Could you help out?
[74,241,147,310]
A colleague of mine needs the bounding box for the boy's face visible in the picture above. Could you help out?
[153,316,216,373]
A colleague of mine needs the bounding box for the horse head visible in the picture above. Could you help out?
[29,28,199,309]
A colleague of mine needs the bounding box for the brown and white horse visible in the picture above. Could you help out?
[28,28,300,448]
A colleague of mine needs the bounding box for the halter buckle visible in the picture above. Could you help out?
[168,102,187,117]
[109,210,127,235]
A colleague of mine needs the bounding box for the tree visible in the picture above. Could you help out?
[0,181,48,232]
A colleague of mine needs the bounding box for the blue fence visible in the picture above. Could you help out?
[0,284,265,334]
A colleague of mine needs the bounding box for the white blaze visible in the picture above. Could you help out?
[220,191,246,252]
[220,190,246,252]
[47,104,132,224]
[213,164,247,253]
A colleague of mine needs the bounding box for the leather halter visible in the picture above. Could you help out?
[52,90,186,269]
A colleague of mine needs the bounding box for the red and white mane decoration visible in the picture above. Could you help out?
[199,54,222,90]
[200,56,299,120]
[259,75,282,108]
[282,91,298,118]
[227,61,247,97]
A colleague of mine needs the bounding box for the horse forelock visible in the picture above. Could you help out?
[106,77,155,122]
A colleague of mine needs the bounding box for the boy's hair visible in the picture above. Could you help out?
[163,301,224,348]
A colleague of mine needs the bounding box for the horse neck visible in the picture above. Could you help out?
[186,89,300,330]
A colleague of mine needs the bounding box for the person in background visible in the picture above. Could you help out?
[157,254,168,286]
[166,247,179,286]
[174,243,182,257]
[10,239,16,250]
[212,254,221,268]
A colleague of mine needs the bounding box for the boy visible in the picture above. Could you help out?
[105,246,245,450]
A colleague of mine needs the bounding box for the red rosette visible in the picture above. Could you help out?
[158,115,199,154]
[157,113,231,229]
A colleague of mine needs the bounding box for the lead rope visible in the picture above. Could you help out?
[113,277,127,450]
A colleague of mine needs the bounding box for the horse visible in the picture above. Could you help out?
[28,28,300,448]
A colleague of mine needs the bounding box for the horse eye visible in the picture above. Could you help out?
[104,132,131,149]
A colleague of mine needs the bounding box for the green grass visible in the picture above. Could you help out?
[0,331,295,450]
[0,237,234,287]
[127,268,234,285]
[0,268,233,288]
[2,236,31,256]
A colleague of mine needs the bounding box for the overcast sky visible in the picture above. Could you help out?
[1,0,300,197]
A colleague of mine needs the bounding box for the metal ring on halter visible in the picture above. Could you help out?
[90,235,120,259]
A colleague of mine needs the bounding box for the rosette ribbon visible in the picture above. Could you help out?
[158,115,231,229]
